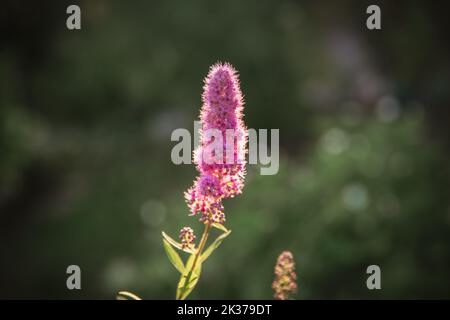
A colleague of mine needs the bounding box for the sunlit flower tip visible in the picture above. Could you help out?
[199,62,246,157]
[201,62,244,132]
[197,62,247,191]
[272,251,297,300]
[179,227,196,249]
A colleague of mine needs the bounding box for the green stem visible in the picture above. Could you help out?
[191,222,211,271]
[178,222,211,300]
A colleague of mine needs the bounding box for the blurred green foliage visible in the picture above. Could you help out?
[0,0,449,298]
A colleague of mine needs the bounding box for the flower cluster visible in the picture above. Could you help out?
[179,227,196,249]
[185,63,247,224]
[272,251,297,300]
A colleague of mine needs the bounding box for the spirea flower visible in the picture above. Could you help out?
[185,62,247,224]
[179,227,196,249]
[272,251,297,300]
[197,174,223,198]
[197,63,247,179]
[185,180,226,224]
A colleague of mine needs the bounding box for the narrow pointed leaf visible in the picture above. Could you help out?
[211,223,229,233]
[200,230,232,263]
[163,238,185,273]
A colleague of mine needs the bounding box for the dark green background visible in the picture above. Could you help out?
[1,0,449,299]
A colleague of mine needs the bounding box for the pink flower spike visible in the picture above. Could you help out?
[185,62,247,224]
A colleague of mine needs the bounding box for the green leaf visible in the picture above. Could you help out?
[200,230,232,263]
[163,238,185,274]
[176,253,202,300]
[211,223,229,233]
[162,231,195,254]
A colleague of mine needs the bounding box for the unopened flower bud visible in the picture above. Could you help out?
[179,227,196,249]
